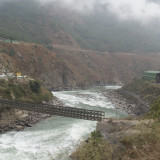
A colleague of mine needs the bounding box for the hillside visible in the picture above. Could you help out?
[72,119,160,160]
[118,78,160,119]
[119,78,160,104]
[0,42,77,90]
[1,42,160,90]
[54,48,160,86]
[0,79,53,102]
[0,0,160,53]
[0,0,79,48]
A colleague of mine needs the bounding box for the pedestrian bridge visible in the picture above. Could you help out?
[0,99,105,122]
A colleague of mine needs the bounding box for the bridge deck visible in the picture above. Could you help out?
[0,99,105,121]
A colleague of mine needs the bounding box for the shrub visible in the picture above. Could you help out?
[150,98,160,120]
[120,123,160,160]
[71,131,114,160]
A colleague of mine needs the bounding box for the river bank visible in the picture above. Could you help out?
[102,89,150,116]
[72,79,160,160]
[0,98,63,133]
[0,111,51,133]
[0,85,141,134]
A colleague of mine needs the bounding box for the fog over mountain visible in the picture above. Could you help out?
[39,0,160,23]
[1,0,160,23]
[0,0,160,53]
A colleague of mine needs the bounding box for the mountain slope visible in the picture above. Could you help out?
[1,42,160,89]
[0,42,77,89]
[0,0,160,53]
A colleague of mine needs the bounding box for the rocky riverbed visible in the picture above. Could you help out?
[102,89,150,116]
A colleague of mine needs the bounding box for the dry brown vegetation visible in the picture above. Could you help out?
[120,122,160,160]
[55,48,160,86]
[1,42,160,90]
[72,122,160,160]
[0,42,76,89]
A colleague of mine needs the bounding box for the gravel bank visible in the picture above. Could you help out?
[102,90,149,116]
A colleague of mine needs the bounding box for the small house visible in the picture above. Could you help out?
[6,72,15,77]
[16,73,22,77]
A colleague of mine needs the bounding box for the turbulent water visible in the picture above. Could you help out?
[0,86,127,160]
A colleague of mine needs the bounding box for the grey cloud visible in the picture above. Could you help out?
[104,0,160,23]
[39,0,160,23]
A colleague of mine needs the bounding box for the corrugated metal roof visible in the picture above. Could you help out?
[144,71,160,74]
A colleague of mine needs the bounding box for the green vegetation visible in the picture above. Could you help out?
[120,122,160,160]
[120,78,160,104]
[73,123,160,160]
[72,78,160,160]
[150,98,160,120]
[120,78,160,120]
[0,79,53,103]
[29,80,41,94]
[0,0,52,44]
[72,131,114,160]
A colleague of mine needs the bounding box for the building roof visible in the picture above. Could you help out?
[143,71,160,74]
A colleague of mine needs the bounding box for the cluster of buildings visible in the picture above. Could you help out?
[0,66,26,79]
[0,37,19,44]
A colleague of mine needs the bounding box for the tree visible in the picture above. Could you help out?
[29,80,41,93]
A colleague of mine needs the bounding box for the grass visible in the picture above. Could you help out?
[120,78,160,104]
[72,122,160,160]
[149,98,160,120]
[71,131,114,160]
[119,78,160,120]
[120,122,160,160]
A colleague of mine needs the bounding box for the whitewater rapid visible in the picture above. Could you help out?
[0,86,127,160]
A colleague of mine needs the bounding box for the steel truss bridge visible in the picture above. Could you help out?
[0,99,105,122]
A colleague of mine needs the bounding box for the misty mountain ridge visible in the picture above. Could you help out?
[0,0,160,53]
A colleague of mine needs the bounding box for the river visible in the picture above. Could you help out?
[0,86,127,160]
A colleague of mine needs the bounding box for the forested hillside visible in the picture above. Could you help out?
[0,0,160,53]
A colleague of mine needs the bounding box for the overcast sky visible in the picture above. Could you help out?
[39,0,160,23]
[1,0,160,23]
[105,0,160,23]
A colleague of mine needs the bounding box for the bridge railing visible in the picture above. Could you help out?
[0,99,105,121]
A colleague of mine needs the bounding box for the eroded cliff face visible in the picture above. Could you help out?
[1,42,160,90]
